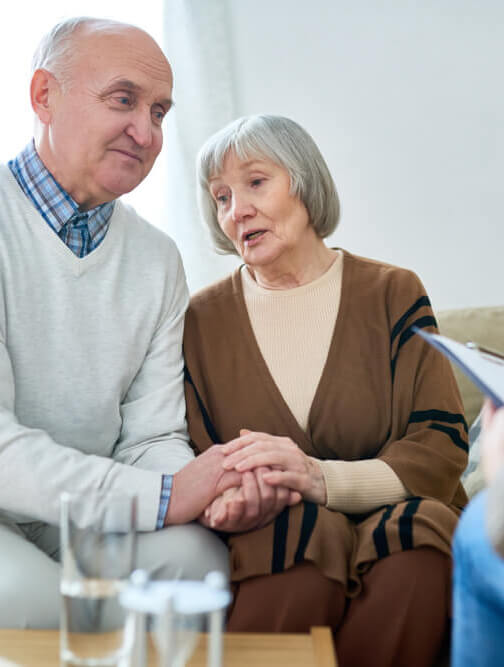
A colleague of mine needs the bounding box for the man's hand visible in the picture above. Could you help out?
[198,466,301,533]
[481,399,504,484]
[164,445,242,526]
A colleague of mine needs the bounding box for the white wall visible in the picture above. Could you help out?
[2,2,501,309]
[223,0,503,310]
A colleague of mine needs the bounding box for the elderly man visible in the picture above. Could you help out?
[0,16,241,628]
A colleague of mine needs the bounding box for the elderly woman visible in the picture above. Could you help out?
[183,115,468,667]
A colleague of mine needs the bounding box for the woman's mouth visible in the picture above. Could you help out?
[243,230,266,245]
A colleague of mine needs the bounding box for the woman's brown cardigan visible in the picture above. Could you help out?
[183,251,468,595]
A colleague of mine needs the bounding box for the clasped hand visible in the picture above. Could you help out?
[199,465,300,532]
[198,429,327,533]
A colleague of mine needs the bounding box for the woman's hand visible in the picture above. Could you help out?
[222,430,327,505]
[481,399,504,484]
[199,466,300,532]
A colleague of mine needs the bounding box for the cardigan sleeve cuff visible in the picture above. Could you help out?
[313,458,409,513]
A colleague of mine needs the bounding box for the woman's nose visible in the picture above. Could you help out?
[231,194,256,223]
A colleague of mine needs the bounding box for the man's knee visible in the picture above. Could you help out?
[136,523,229,581]
[0,579,60,628]
[0,557,60,628]
[0,522,60,628]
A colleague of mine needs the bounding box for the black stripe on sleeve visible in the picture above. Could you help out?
[294,502,318,564]
[184,365,220,444]
[372,505,394,559]
[271,507,290,574]
[397,315,438,352]
[399,497,421,550]
[391,315,438,380]
[409,409,468,434]
[390,296,432,345]
[429,423,469,453]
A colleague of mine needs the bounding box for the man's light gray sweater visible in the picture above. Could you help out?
[0,165,194,531]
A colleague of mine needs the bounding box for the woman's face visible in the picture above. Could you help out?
[209,151,314,270]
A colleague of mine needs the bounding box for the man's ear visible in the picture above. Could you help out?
[30,69,58,124]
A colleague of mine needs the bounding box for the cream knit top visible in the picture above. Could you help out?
[241,250,408,513]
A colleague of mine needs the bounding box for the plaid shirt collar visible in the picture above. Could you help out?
[8,140,114,256]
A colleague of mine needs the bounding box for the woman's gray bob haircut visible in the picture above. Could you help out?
[32,17,128,82]
[196,114,340,255]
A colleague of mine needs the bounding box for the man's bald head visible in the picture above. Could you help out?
[32,17,162,90]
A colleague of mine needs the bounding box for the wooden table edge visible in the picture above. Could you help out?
[0,627,338,666]
[310,626,338,667]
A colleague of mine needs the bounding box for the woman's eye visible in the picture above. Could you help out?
[216,194,229,204]
[251,178,263,187]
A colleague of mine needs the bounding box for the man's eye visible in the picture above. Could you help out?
[114,95,132,106]
[152,109,166,125]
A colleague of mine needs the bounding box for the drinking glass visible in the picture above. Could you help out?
[60,491,137,666]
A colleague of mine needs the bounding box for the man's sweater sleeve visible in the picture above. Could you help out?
[0,335,164,530]
[112,243,194,475]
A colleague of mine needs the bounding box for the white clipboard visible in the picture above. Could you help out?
[413,326,504,408]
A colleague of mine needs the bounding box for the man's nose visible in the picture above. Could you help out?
[126,109,153,147]
[231,193,255,223]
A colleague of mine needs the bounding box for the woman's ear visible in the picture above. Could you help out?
[30,68,57,124]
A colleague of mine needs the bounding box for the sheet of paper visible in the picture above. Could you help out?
[413,328,504,408]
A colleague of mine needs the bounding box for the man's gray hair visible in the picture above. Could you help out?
[32,16,129,83]
[196,114,340,255]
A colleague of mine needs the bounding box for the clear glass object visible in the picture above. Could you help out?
[60,491,137,666]
[120,570,230,667]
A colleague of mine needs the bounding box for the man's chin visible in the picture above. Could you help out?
[100,176,145,199]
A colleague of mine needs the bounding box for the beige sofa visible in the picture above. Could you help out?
[437,304,504,497]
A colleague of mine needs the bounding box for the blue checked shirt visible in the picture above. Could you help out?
[8,140,113,257]
[9,140,173,529]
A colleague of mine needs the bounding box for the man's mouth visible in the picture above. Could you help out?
[112,149,142,162]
